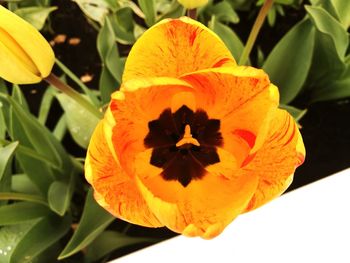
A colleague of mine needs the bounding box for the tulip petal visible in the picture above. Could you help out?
[134,148,258,238]
[85,121,162,227]
[108,77,194,176]
[181,66,278,163]
[123,17,236,82]
[0,6,54,82]
[243,109,306,212]
[180,66,272,119]
[178,0,209,9]
[0,37,41,84]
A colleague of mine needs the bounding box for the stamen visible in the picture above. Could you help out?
[176,124,200,147]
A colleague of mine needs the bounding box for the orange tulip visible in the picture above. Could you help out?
[85,17,305,239]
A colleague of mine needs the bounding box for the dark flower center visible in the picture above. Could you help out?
[144,105,223,187]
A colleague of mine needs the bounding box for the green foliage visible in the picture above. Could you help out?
[97,15,125,104]
[263,19,316,104]
[14,6,57,30]
[56,93,99,149]
[58,189,115,259]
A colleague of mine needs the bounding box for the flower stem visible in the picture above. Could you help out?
[44,73,102,119]
[187,8,197,19]
[239,0,274,65]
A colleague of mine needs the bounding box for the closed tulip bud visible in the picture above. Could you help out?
[0,5,55,84]
[178,0,209,9]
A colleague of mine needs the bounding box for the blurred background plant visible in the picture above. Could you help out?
[0,0,349,262]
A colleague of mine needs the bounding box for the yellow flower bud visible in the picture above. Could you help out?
[0,5,54,84]
[177,0,209,9]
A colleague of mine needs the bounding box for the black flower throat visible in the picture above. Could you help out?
[144,105,223,187]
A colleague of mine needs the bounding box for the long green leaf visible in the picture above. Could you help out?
[11,174,39,195]
[0,142,18,182]
[10,215,71,263]
[11,85,29,112]
[58,189,115,259]
[0,202,50,226]
[0,222,36,263]
[86,231,160,263]
[110,8,136,45]
[38,86,57,125]
[263,19,315,104]
[0,192,47,206]
[138,0,156,26]
[0,142,18,205]
[6,95,70,170]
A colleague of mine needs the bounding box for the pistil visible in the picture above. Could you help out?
[176,124,200,147]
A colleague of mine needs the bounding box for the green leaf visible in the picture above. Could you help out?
[99,67,119,105]
[110,8,136,45]
[274,0,294,4]
[56,93,99,149]
[0,106,6,140]
[158,1,184,20]
[0,95,72,194]
[0,142,18,205]
[210,1,239,24]
[310,57,350,102]
[73,0,109,24]
[59,189,115,259]
[11,85,29,112]
[47,179,74,216]
[0,222,35,263]
[38,87,57,125]
[263,19,315,104]
[306,5,348,60]
[267,4,276,26]
[0,192,47,206]
[11,174,39,195]
[209,17,245,63]
[330,0,350,28]
[7,96,68,169]
[97,16,124,103]
[138,0,156,26]
[10,215,71,263]
[310,0,350,28]
[14,6,57,30]
[0,202,50,226]
[0,139,61,172]
[53,114,67,141]
[0,141,18,182]
[280,104,307,122]
[86,231,159,263]
[117,0,145,18]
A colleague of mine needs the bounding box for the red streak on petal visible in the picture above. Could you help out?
[110,100,118,111]
[233,129,256,148]
[283,123,296,147]
[189,30,197,46]
[212,58,232,68]
[240,152,257,168]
